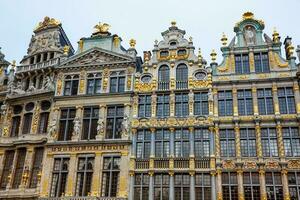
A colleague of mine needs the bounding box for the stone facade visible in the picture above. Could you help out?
[0,12,300,200]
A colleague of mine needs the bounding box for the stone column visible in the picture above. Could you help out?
[122,103,131,140]
[31,102,41,134]
[0,150,5,183]
[22,147,35,188]
[96,105,106,140]
[190,172,195,200]
[128,172,135,200]
[151,93,157,117]
[234,123,241,160]
[189,127,195,157]
[249,50,255,72]
[211,172,217,200]
[91,152,102,196]
[281,168,290,200]
[150,128,156,158]
[276,121,285,159]
[213,88,218,117]
[148,172,154,200]
[237,168,244,200]
[293,82,300,114]
[216,168,222,200]
[272,83,280,115]
[189,90,194,116]
[169,172,175,200]
[259,168,267,200]
[215,125,220,160]
[252,86,259,115]
[40,153,54,197]
[232,87,238,117]
[255,122,263,159]
[170,92,175,117]
[169,128,175,157]
[132,95,139,118]
[65,153,77,196]
[7,149,18,190]
[131,128,137,157]
[118,152,129,198]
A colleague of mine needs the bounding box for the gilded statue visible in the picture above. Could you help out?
[93,22,110,34]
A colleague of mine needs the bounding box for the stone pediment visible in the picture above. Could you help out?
[59,47,134,67]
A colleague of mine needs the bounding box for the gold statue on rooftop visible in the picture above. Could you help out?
[93,22,110,35]
[34,16,61,32]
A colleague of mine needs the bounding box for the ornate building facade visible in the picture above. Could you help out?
[0,12,300,200]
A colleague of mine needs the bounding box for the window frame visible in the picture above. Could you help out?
[105,105,124,139]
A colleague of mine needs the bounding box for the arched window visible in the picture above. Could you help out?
[158,65,170,90]
[176,64,188,89]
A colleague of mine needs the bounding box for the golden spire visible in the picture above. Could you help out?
[272,27,280,43]
[221,32,228,46]
[210,49,217,62]
[129,39,136,48]
[63,45,70,55]
[198,48,203,67]
[171,21,177,27]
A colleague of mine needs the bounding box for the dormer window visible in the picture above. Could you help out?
[170,41,177,46]
[254,52,269,73]
[235,54,250,74]
[177,49,187,56]
[160,51,169,57]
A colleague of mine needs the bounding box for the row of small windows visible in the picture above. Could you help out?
[10,101,51,137]
[220,127,300,158]
[133,172,300,200]
[29,52,55,64]
[235,52,270,74]
[49,155,120,198]
[63,71,125,96]
[218,87,296,116]
[0,147,44,190]
[159,49,187,58]
[138,92,209,118]
[58,105,124,141]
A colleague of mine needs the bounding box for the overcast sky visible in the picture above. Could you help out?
[0,0,300,64]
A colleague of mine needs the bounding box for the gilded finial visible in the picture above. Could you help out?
[129,39,136,48]
[171,21,177,27]
[221,32,228,46]
[272,27,280,43]
[113,35,120,48]
[78,39,84,53]
[287,44,295,58]
[93,22,110,35]
[198,48,203,67]
[63,45,70,55]
[12,60,16,69]
[210,49,217,62]
[242,11,254,20]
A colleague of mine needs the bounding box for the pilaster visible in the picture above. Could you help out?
[259,168,267,200]
[40,153,54,197]
[276,121,285,159]
[189,90,194,116]
[213,88,218,117]
[151,92,157,117]
[293,82,300,114]
[281,168,290,200]
[214,125,220,159]
[148,172,154,200]
[96,104,106,140]
[190,172,195,200]
[216,168,222,200]
[252,86,258,115]
[170,92,175,117]
[91,152,102,196]
[169,171,174,200]
[118,153,129,198]
[272,83,280,115]
[232,87,238,117]
[31,102,41,134]
[237,168,244,200]
[255,122,263,159]
[234,123,241,159]
[65,153,77,196]
[189,127,195,157]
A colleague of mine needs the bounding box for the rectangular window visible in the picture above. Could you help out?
[12,148,27,188]
[194,128,210,158]
[235,54,250,74]
[175,128,190,157]
[58,108,76,141]
[240,128,257,157]
[174,174,190,200]
[64,77,79,96]
[195,173,211,200]
[134,173,149,200]
[106,105,124,139]
[86,74,102,94]
[222,172,238,200]
[82,107,99,140]
[50,157,69,197]
[156,94,170,118]
[257,88,274,115]
[218,91,233,116]
[154,174,169,200]
[282,127,300,157]
[175,93,189,117]
[75,156,94,196]
[278,87,296,114]
[22,113,33,134]
[265,172,283,200]
[29,147,44,188]
[261,128,278,157]
[38,112,49,134]
[243,172,260,200]
[136,129,151,159]
[254,52,270,73]
[194,92,209,116]
[110,73,125,93]
[11,116,21,137]
[101,156,120,197]
[155,129,170,157]
[220,129,236,157]
[237,89,253,116]
[288,172,300,200]
[138,95,152,118]
[0,150,15,189]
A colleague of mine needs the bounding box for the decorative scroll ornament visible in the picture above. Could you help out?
[222,160,236,169]
[48,118,58,139]
[265,160,280,169]
[243,160,257,169]
[287,160,300,169]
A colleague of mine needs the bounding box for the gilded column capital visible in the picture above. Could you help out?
[169,127,175,133]
[281,168,288,175]
[272,84,277,92]
[148,171,154,177]
[169,171,175,176]
[131,128,137,135]
[150,127,156,133]
[232,88,237,94]
[188,127,194,132]
[189,171,195,176]
[236,168,243,175]
[258,168,265,176]
[76,105,83,110]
